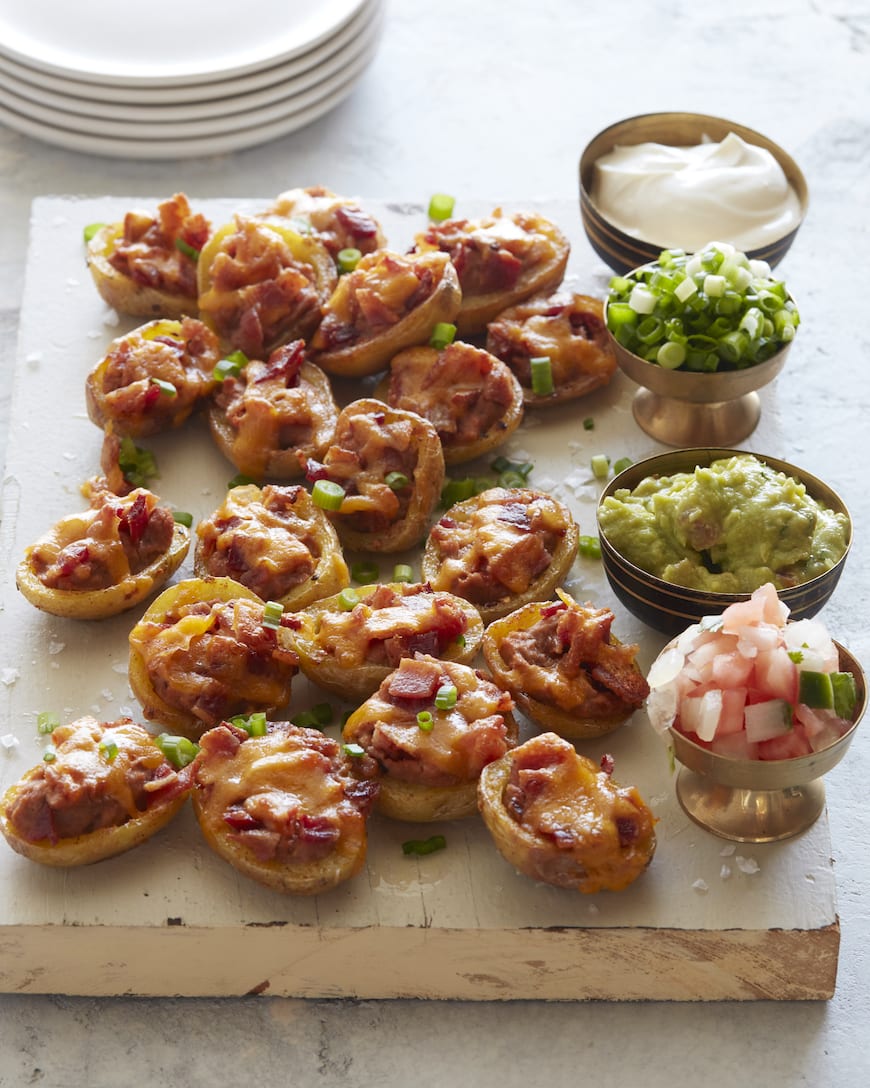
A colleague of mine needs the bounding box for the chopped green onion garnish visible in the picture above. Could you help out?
[155,733,200,769]
[262,600,284,629]
[577,535,602,560]
[312,479,345,511]
[612,456,633,475]
[231,712,267,737]
[498,470,527,488]
[99,736,119,762]
[37,712,59,735]
[213,351,248,381]
[228,473,257,489]
[174,237,200,261]
[118,437,158,488]
[172,510,194,528]
[149,377,177,397]
[441,477,478,508]
[43,746,57,763]
[529,356,555,397]
[434,684,458,710]
[393,563,414,583]
[417,710,434,732]
[342,743,366,758]
[454,633,466,649]
[311,702,333,726]
[351,561,379,584]
[490,457,533,478]
[338,588,360,611]
[385,471,410,491]
[428,193,455,221]
[591,454,611,479]
[293,710,323,729]
[583,417,595,431]
[430,322,457,349]
[83,222,105,243]
[337,247,362,274]
[402,834,446,856]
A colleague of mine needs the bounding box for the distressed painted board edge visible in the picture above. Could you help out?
[0,919,840,1001]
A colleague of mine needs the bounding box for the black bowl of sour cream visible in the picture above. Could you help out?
[579,112,809,275]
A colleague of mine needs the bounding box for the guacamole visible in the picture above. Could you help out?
[598,454,849,593]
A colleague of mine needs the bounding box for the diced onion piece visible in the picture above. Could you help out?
[744,699,793,743]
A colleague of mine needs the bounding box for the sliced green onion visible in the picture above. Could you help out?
[393,563,414,583]
[430,322,457,349]
[172,510,194,528]
[174,237,200,261]
[149,377,177,397]
[99,736,119,762]
[440,477,478,508]
[83,222,105,243]
[454,633,466,649]
[351,560,379,583]
[213,351,248,381]
[118,437,158,488]
[262,600,284,629]
[402,835,446,856]
[342,743,366,758]
[428,193,455,221]
[529,356,555,397]
[43,746,57,763]
[385,471,410,491]
[577,535,602,560]
[499,471,527,488]
[338,588,360,611]
[583,417,595,431]
[490,457,533,478]
[417,710,434,732]
[591,454,610,479]
[337,247,362,274]
[231,712,267,737]
[311,479,345,510]
[37,711,59,735]
[612,456,633,475]
[228,473,257,489]
[434,684,458,710]
[156,733,200,769]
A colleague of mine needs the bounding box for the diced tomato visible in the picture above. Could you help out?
[757,725,812,760]
[717,686,748,735]
[752,645,798,704]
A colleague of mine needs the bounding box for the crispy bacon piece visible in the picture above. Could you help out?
[108,193,209,299]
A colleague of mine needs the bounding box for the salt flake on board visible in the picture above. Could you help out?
[48,641,65,655]
[2,668,20,686]
[736,856,761,875]
[692,878,709,893]
[1,734,19,750]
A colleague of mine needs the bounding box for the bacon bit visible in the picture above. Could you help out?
[386,663,442,703]
[304,458,329,482]
[255,340,305,387]
[540,601,568,618]
[58,542,90,577]
[599,753,615,776]
[279,614,303,630]
[438,516,457,529]
[569,309,605,338]
[496,503,532,529]
[143,383,162,409]
[335,204,380,241]
[151,336,184,351]
[616,816,638,846]
[117,492,150,545]
[224,806,262,831]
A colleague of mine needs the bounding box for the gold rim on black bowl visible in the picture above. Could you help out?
[668,641,865,843]
[596,447,852,636]
[578,111,809,276]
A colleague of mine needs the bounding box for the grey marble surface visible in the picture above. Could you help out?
[1,2,869,1085]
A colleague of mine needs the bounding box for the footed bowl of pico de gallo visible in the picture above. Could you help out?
[645,583,866,843]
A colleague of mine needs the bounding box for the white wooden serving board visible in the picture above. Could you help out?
[0,197,839,1000]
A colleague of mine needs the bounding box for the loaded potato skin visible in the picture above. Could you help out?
[482,591,650,739]
[342,653,518,822]
[86,192,211,318]
[16,485,190,620]
[478,732,656,893]
[85,316,221,438]
[265,186,387,262]
[421,487,580,623]
[0,716,191,867]
[191,720,380,895]
[286,581,484,702]
[128,577,299,740]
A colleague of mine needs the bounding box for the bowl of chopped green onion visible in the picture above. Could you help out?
[604,242,798,446]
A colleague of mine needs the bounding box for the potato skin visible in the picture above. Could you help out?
[421,487,580,624]
[288,582,485,702]
[477,733,657,893]
[308,251,462,378]
[482,598,646,739]
[16,501,190,621]
[87,223,196,319]
[0,717,190,867]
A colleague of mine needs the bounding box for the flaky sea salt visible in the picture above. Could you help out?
[692,878,709,893]
[719,844,736,857]
[720,865,732,880]
[1,668,19,686]
[1,734,19,750]
[103,308,120,328]
[48,641,65,655]
[735,856,760,875]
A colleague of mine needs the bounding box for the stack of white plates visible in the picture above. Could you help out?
[0,0,382,159]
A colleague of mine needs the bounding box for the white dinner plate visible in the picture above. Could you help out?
[0,62,371,160]
[0,0,369,85]
[0,0,380,107]
[0,15,381,139]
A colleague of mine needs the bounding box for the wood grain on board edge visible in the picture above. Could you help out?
[0,920,839,1001]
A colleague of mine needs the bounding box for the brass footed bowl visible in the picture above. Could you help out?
[669,643,865,843]
[606,318,793,448]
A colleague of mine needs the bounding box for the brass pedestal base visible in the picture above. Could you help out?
[632,389,762,448]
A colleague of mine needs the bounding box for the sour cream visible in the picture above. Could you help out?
[591,132,803,252]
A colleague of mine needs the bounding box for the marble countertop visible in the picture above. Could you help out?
[1,1,869,1085]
